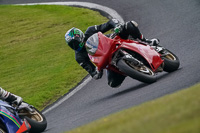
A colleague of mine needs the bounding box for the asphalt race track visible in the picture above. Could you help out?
[1,0,200,132]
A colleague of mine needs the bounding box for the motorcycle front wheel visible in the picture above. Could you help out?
[117,59,157,83]
[161,49,180,72]
[19,107,47,133]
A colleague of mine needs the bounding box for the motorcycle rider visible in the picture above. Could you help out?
[0,87,23,106]
[65,19,159,87]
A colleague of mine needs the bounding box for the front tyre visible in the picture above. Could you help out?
[117,59,157,83]
[161,49,180,72]
[19,107,47,133]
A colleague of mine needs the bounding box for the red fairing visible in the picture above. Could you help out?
[88,32,163,72]
[89,32,114,70]
[117,39,163,71]
[16,120,31,133]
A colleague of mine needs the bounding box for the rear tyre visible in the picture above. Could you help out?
[117,59,157,83]
[19,107,47,133]
[162,49,180,72]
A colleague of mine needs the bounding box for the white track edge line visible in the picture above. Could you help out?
[43,76,92,114]
[17,2,124,23]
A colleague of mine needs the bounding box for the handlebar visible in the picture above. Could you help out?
[110,32,118,39]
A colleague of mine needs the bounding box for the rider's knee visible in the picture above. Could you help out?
[125,21,138,30]
[108,80,122,88]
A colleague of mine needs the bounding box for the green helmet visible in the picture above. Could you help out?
[65,27,85,51]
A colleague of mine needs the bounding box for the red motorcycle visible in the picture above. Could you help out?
[86,32,180,83]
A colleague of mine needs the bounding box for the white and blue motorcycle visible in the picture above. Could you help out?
[0,100,47,133]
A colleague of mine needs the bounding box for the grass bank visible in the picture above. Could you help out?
[67,83,200,133]
[0,5,108,110]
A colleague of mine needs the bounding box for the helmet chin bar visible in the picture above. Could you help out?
[75,42,84,51]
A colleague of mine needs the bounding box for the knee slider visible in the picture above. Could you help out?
[131,20,138,27]
[125,21,138,30]
[108,80,121,88]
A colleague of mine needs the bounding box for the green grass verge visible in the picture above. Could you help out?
[0,5,108,110]
[67,83,200,133]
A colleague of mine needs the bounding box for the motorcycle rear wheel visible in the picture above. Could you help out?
[162,49,180,72]
[19,107,47,133]
[117,59,157,83]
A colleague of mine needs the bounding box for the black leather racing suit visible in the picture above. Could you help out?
[75,19,144,87]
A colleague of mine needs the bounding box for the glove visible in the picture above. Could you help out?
[114,24,123,34]
[7,93,23,107]
[0,87,23,107]
[150,38,160,46]
[92,69,103,80]
[12,94,23,106]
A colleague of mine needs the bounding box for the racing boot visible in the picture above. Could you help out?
[0,87,23,106]
[147,38,160,46]
[140,35,160,46]
[124,21,160,46]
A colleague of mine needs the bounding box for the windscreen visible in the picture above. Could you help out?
[85,33,99,55]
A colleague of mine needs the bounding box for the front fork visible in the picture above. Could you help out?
[112,48,164,73]
[111,49,143,67]
[151,45,166,72]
